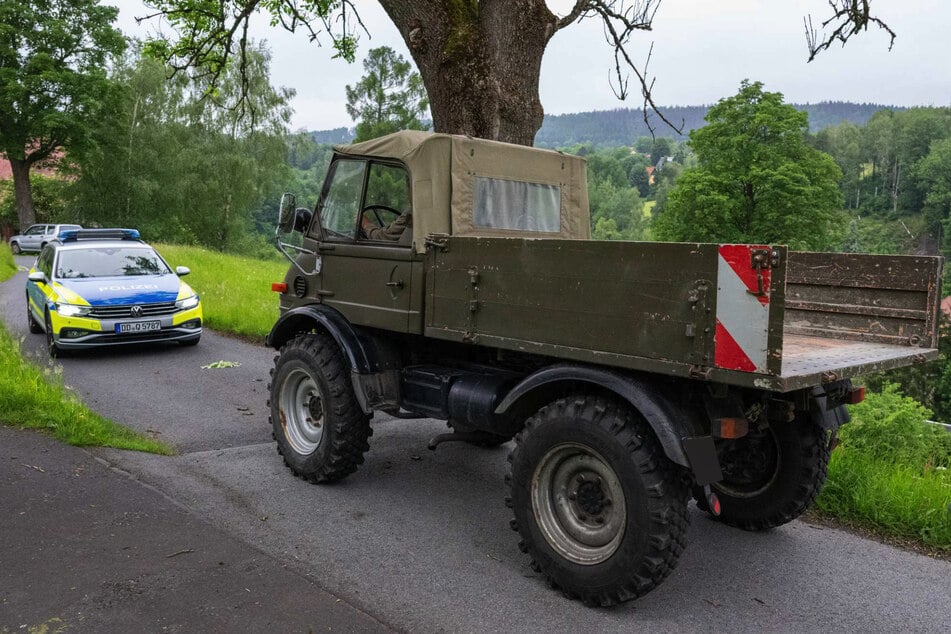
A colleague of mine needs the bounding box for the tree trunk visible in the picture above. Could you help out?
[9,158,35,232]
[378,0,557,146]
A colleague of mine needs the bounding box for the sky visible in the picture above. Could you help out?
[111,0,951,132]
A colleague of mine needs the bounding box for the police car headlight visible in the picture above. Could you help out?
[176,295,200,310]
[56,303,91,317]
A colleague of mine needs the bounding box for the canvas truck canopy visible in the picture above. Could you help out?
[334,131,590,251]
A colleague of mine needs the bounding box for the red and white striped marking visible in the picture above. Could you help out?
[715,245,771,373]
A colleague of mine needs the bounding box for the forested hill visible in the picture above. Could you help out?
[533,102,901,147]
[310,102,900,148]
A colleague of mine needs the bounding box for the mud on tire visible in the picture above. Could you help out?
[698,414,833,531]
[506,393,689,606]
[268,332,371,483]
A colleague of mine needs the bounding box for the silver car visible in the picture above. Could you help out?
[9,224,82,254]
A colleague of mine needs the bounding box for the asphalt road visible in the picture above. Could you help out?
[3,255,950,632]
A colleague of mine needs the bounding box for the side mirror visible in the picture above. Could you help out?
[28,271,47,285]
[294,208,313,234]
[278,193,297,233]
[175,266,191,277]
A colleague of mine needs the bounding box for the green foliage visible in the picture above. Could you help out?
[843,384,951,469]
[0,323,171,454]
[155,243,287,339]
[655,81,845,250]
[345,47,429,142]
[0,243,16,282]
[816,383,951,550]
[818,449,950,550]
[583,146,649,240]
[0,0,126,227]
[67,45,292,252]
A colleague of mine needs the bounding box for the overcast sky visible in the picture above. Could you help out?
[111,0,951,132]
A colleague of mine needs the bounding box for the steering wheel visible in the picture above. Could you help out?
[360,204,402,237]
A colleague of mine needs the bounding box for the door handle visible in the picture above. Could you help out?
[386,280,404,289]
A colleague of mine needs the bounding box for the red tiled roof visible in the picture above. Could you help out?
[0,150,66,180]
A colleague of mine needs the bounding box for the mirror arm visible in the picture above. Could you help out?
[274,231,319,276]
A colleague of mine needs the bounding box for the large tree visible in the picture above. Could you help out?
[654,81,845,250]
[0,0,126,230]
[140,0,895,146]
[68,43,293,252]
[346,46,428,142]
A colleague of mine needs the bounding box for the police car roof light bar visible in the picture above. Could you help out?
[58,228,141,243]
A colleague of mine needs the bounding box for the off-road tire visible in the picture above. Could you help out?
[506,393,689,606]
[10,241,21,255]
[697,414,832,531]
[27,296,42,333]
[268,332,371,483]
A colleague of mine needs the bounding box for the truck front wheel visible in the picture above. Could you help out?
[699,414,832,530]
[269,332,371,483]
[506,394,689,606]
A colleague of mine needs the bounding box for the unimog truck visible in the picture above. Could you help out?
[267,130,943,606]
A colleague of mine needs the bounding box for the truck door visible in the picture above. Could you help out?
[312,158,418,333]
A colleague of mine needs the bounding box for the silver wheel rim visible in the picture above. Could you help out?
[531,443,627,565]
[279,367,325,455]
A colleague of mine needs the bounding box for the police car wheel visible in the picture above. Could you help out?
[44,311,67,358]
[269,332,371,483]
[26,298,42,334]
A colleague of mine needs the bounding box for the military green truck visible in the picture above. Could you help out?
[267,131,943,606]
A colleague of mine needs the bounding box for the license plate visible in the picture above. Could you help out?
[116,320,161,334]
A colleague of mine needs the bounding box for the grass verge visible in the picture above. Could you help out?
[156,243,285,339]
[0,242,17,282]
[817,449,950,552]
[0,324,173,454]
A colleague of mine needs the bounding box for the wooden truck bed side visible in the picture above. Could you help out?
[424,237,942,392]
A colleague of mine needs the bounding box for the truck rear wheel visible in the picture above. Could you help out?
[698,414,832,530]
[506,394,689,606]
[269,332,371,483]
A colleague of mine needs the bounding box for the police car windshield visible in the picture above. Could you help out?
[56,247,172,279]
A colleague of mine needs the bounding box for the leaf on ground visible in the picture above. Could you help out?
[201,360,242,369]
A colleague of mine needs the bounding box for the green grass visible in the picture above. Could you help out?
[817,449,950,551]
[0,324,173,454]
[0,242,17,282]
[156,243,286,339]
[817,384,951,551]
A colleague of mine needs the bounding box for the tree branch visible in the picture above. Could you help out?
[805,0,895,62]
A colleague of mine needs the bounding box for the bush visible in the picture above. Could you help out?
[843,383,951,470]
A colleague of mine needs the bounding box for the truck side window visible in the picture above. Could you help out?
[360,163,412,244]
[318,159,366,241]
[473,177,561,232]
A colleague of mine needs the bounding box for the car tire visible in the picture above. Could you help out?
[10,241,21,255]
[44,311,67,358]
[695,414,832,531]
[507,393,690,606]
[26,296,42,334]
[268,332,371,483]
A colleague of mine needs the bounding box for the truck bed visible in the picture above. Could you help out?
[424,238,942,392]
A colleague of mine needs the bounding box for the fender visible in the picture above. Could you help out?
[266,304,400,415]
[494,364,722,484]
[267,304,376,373]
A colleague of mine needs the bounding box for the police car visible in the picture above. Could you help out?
[25,229,202,356]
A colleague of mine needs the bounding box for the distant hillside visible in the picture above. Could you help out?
[534,102,902,147]
[308,102,902,149]
[310,127,354,144]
